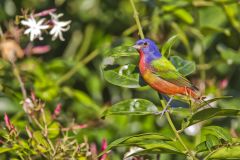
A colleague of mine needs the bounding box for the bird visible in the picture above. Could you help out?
[133,38,201,115]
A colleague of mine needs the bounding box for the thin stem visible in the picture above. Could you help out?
[123,19,149,36]
[129,0,145,39]
[47,138,55,156]
[160,100,198,160]
[56,49,99,85]
[75,24,94,61]
[32,117,44,130]
[11,61,27,99]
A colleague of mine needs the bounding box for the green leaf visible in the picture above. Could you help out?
[205,134,220,150]
[202,126,232,142]
[182,108,240,129]
[222,4,240,32]
[63,87,100,112]
[195,135,221,153]
[103,64,145,88]
[195,96,232,109]
[0,97,19,113]
[108,133,171,148]
[170,56,196,76]
[196,126,231,153]
[172,107,191,117]
[126,142,185,157]
[200,26,230,36]
[48,122,60,139]
[39,110,52,126]
[102,99,159,118]
[161,35,178,56]
[217,44,240,65]
[32,131,50,152]
[173,9,194,24]
[105,46,138,58]
[0,146,19,154]
[207,145,240,160]
[99,133,184,157]
[196,141,208,153]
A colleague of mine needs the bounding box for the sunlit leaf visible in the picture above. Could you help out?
[202,126,232,142]
[105,46,138,58]
[48,122,60,139]
[0,146,19,154]
[170,56,196,76]
[127,142,185,157]
[217,44,240,65]
[33,131,49,147]
[205,134,220,150]
[181,107,240,129]
[195,96,232,109]
[196,141,208,153]
[99,133,185,157]
[173,9,194,24]
[102,99,159,117]
[103,64,145,88]
[161,35,178,56]
[207,145,240,160]
[108,133,171,148]
[172,107,191,117]
[222,4,240,32]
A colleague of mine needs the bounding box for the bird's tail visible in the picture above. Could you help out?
[184,87,201,100]
[184,87,213,109]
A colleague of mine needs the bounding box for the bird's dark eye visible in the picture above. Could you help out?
[143,42,148,46]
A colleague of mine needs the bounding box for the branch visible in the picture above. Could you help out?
[160,100,198,160]
[11,61,27,99]
[129,0,145,39]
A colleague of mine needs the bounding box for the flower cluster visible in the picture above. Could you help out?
[20,9,71,41]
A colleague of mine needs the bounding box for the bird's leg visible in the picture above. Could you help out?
[160,96,173,119]
[184,87,193,111]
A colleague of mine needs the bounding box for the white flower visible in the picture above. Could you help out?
[49,13,71,41]
[21,16,49,41]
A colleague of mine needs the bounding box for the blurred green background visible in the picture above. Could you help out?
[0,0,240,159]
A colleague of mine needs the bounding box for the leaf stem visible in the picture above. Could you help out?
[129,0,145,39]
[11,61,27,99]
[160,100,198,160]
[75,24,95,61]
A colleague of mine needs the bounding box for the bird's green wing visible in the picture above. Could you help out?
[150,57,196,89]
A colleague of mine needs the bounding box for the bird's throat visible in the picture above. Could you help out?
[138,49,148,74]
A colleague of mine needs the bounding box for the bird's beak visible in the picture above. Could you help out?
[132,44,141,50]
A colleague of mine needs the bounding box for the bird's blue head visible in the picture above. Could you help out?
[133,38,162,62]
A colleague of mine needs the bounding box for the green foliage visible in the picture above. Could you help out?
[102,99,159,117]
[0,0,240,159]
[170,56,196,76]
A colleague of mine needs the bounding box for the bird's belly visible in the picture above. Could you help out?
[142,70,183,95]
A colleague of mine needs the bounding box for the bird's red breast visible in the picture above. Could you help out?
[138,49,200,99]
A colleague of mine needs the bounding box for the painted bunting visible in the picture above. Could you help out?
[133,38,201,114]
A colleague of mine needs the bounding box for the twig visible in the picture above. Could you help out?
[160,100,198,160]
[75,24,95,61]
[11,61,27,99]
[129,0,145,39]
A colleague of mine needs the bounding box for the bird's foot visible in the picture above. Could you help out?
[159,108,169,119]
[159,96,173,119]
